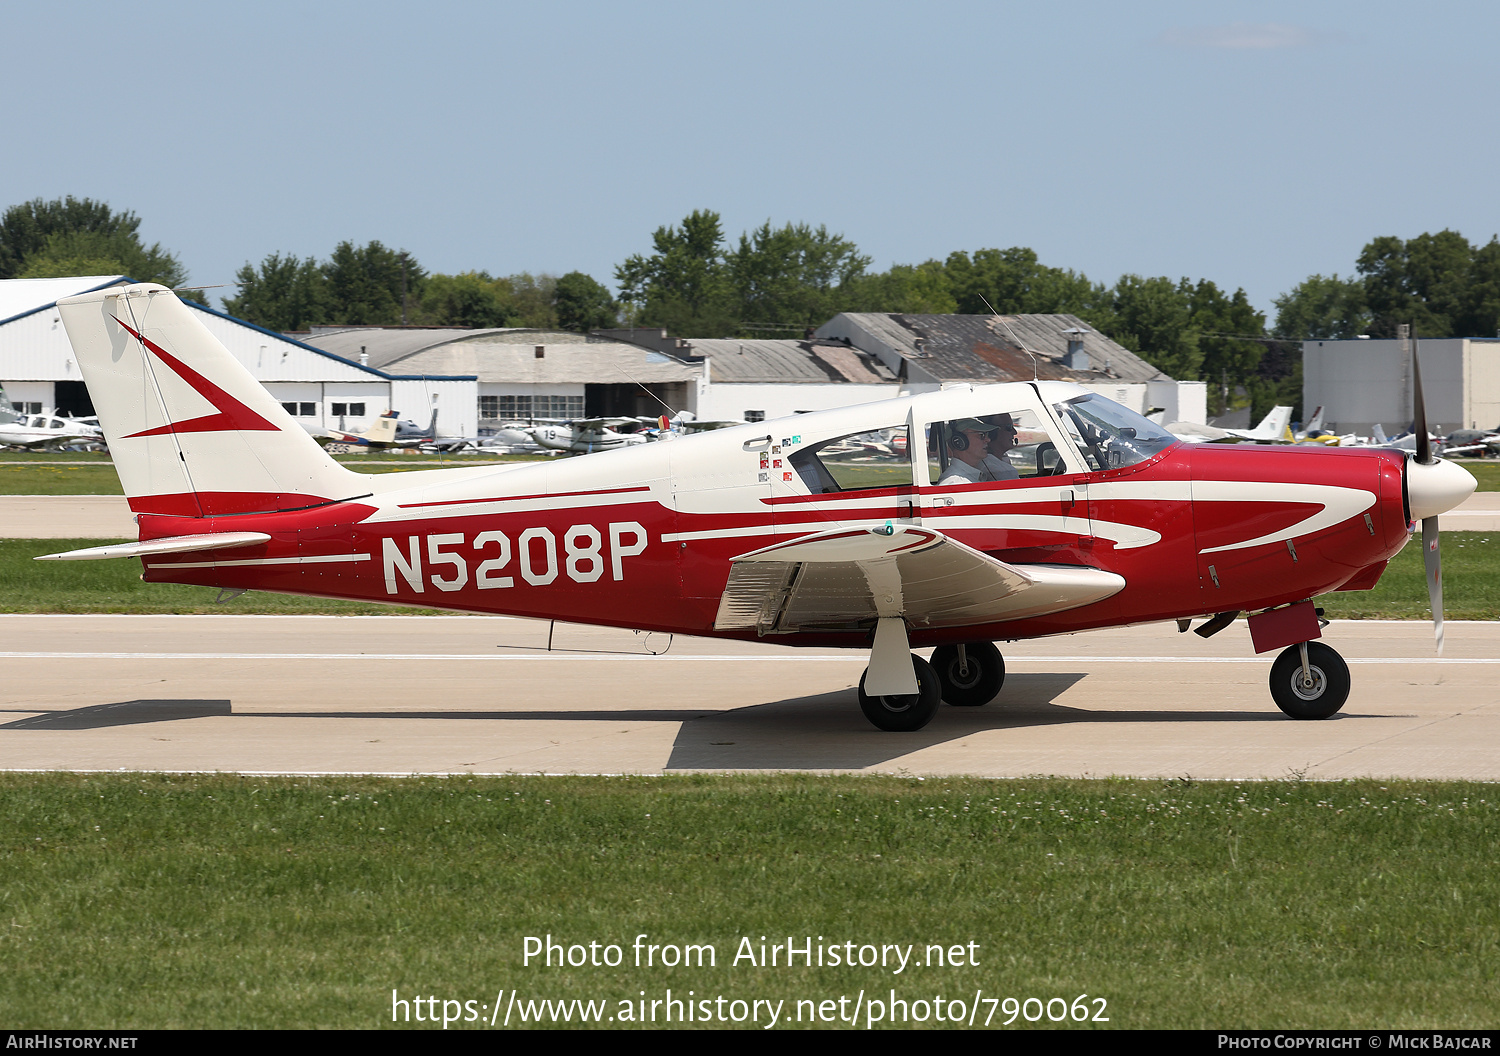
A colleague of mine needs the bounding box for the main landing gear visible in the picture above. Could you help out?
[930,642,1005,707]
[857,630,1006,732]
[858,654,943,732]
[1269,641,1350,719]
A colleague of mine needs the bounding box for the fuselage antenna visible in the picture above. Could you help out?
[979,295,1040,381]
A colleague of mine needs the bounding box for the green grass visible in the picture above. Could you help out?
[0,462,125,493]
[0,539,430,614]
[0,454,543,494]
[0,450,115,462]
[1452,459,1500,491]
[0,773,1494,1029]
[1318,531,1500,620]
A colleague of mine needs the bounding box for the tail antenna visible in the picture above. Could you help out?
[121,290,202,509]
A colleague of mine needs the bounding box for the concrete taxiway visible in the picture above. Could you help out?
[1,614,1495,780]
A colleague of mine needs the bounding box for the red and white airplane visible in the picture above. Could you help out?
[42,284,1477,731]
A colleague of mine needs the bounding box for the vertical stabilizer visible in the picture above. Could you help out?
[56,283,365,517]
[360,412,399,445]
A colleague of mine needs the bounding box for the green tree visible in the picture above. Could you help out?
[1272,273,1370,339]
[847,260,958,314]
[726,221,870,332]
[419,271,515,328]
[943,247,1113,324]
[615,210,737,336]
[495,272,558,329]
[1188,280,1266,415]
[1106,275,1202,380]
[1357,230,1473,337]
[322,241,425,325]
[222,252,327,330]
[0,196,140,279]
[2,195,204,302]
[1462,237,1500,338]
[553,271,617,332]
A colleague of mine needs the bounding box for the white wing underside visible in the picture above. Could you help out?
[713,525,1125,635]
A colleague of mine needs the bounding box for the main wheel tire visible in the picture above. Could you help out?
[930,642,1005,706]
[1269,642,1350,719]
[858,654,942,732]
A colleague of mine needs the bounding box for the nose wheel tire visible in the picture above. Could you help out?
[930,642,1005,706]
[1269,642,1350,719]
[858,654,943,731]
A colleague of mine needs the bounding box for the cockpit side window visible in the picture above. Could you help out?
[926,407,1063,487]
[788,426,910,493]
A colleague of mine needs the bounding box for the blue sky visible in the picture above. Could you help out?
[4,1,1496,318]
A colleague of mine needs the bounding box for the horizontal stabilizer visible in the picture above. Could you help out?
[714,524,1124,633]
[35,533,271,562]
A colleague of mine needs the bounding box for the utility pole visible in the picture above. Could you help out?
[1398,323,1410,430]
[400,251,408,326]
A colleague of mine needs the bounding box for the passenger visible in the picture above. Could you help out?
[937,419,999,485]
[981,413,1021,480]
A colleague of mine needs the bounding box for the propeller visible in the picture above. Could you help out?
[1412,334,1442,653]
[1405,332,1476,654]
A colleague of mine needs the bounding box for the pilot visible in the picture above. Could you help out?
[938,419,1000,485]
[981,413,1020,481]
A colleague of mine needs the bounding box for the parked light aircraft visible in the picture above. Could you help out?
[321,409,457,451]
[526,418,652,454]
[320,409,407,449]
[1439,429,1500,458]
[0,412,105,450]
[42,284,1477,731]
[1168,405,1294,444]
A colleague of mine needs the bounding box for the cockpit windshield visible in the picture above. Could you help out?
[1051,393,1178,472]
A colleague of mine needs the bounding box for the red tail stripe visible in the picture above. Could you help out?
[113,316,280,437]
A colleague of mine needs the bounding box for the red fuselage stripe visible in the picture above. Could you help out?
[396,485,651,509]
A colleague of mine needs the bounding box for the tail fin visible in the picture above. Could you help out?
[360,412,400,445]
[1247,405,1292,441]
[57,283,364,517]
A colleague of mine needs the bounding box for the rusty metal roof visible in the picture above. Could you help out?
[823,313,1169,383]
[688,339,897,384]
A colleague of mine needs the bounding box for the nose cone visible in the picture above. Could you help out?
[1407,458,1477,521]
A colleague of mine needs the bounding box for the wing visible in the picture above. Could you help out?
[713,525,1124,634]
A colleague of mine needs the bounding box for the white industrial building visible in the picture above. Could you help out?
[1303,337,1500,435]
[0,277,477,435]
[298,327,909,428]
[295,327,703,431]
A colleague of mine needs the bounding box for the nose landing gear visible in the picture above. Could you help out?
[1269,641,1350,719]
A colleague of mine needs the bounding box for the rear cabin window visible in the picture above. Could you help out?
[788,427,910,493]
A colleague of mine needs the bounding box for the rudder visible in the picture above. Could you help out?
[56,283,364,517]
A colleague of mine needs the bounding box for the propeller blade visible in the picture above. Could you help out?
[1412,332,1434,465]
[1423,515,1444,655]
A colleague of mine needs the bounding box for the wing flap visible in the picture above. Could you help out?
[714,525,1124,633]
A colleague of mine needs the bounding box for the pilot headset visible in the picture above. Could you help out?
[948,420,996,452]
